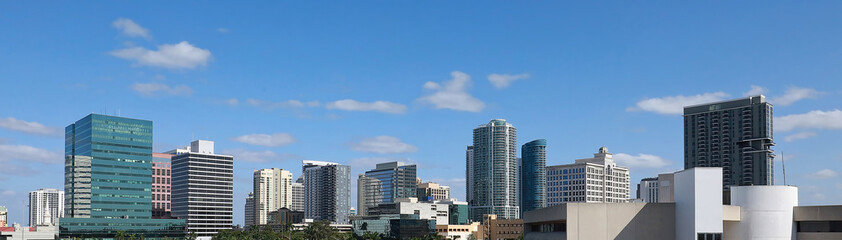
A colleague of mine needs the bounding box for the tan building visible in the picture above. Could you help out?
[793,205,842,240]
[436,222,480,240]
[417,182,450,202]
[479,214,523,240]
[253,168,294,225]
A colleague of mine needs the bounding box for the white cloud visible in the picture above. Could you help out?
[346,157,416,171]
[776,109,842,132]
[132,82,193,96]
[627,92,730,115]
[226,98,239,106]
[217,28,229,33]
[247,98,319,109]
[743,85,768,96]
[417,71,485,112]
[784,132,817,142]
[350,136,418,154]
[112,18,150,39]
[613,153,671,168]
[0,144,61,164]
[811,169,837,179]
[0,117,58,135]
[232,133,296,147]
[220,149,302,163]
[326,99,407,114]
[1,189,14,196]
[110,41,212,69]
[487,73,530,89]
[770,87,821,106]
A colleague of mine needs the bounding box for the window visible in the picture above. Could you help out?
[697,233,722,240]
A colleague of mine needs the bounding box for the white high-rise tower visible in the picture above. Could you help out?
[29,188,64,226]
[468,119,519,221]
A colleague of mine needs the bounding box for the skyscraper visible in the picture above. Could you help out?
[357,174,376,216]
[302,160,350,224]
[171,140,234,237]
[520,139,547,216]
[291,178,304,212]
[684,95,774,188]
[244,192,255,227]
[465,146,473,206]
[60,114,184,239]
[468,119,519,220]
[253,168,293,225]
[152,153,173,219]
[359,162,417,215]
[29,188,64,226]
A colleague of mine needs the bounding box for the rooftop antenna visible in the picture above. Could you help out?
[781,151,787,186]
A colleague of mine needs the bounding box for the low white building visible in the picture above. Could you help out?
[636,177,658,203]
[368,197,450,225]
[546,147,630,205]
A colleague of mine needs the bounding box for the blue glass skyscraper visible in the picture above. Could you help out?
[358,162,417,215]
[520,139,547,216]
[60,114,184,239]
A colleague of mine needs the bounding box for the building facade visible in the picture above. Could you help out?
[351,214,435,239]
[171,140,234,238]
[152,153,173,219]
[28,188,63,227]
[417,182,450,202]
[367,198,450,225]
[520,139,547,216]
[0,206,6,227]
[303,160,351,224]
[636,177,659,203]
[546,147,630,206]
[291,180,304,212]
[480,214,523,240]
[244,192,255,227]
[684,95,774,188]
[359,162,418,217]
[436,199,469,225]
[465,146,474,209]
[468,119,519,221]
[60,114,184,239]
[253,168,294,225]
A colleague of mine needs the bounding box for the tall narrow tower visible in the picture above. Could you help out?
[252,168,293,225]
[468,119,519,220]
[520,139,547,216]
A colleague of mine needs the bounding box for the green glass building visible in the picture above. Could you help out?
[60,114,185,239]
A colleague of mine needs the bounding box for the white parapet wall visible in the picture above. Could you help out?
[674,167,723,240]
[725,186,798,240]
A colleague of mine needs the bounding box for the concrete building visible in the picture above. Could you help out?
[253,168,294,225]
[359,162,418,217]
[171,140,234,238]
[351,214,435,239]
[468,119,519,221]
[28,188,63,227]
[0,206,6,227]
[479,214,523,240]
[436,199,469,225]
[523,167,820,240]
[268,208,305,225]
[303,160,351,224]
[0,223,57,240]
[244,192,254,227]
[684,95,775,188]
[152,153,173,219]
[291,179,305,212]
[793,205,842,240]
[636,177,659,203]
[60,114,185,239]
[435,222,480,240]
[367,198,450,225]
[417,182,450,202]
[657,172,676,203]
[520,139,547,216]
[546,147,630,206]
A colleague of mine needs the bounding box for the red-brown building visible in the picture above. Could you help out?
[152,153,173,219]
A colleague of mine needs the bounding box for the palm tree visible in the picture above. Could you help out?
[115,231,128,240]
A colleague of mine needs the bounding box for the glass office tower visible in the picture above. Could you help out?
[520,139,547,216]
[60,114,184,239]
[359,162,417,216]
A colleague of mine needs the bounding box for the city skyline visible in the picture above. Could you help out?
[2,1,842,228]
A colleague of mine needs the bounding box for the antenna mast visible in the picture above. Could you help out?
[781,151,787,186]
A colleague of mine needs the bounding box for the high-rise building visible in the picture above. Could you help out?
[172,140,234,237]
[468,119,519,220]
[359,162,417,216]
[0,206,6,227]
[684,95,774,188]
[253,168,294,225]
[244,192,254,227]
[303,160,350,224]
[29,188,64,226]
[465,146,474,207]
[637,177,659,203]
[152,153,173,219]
[545,147,630,206]
[291,179,304,212]
[357,174,376,216]
[520,139,547,216]
[416,182,450,202]
[60,114,185,239]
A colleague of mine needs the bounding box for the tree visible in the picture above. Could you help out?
[186,231,198,240]
[466,233,476,240]
[115,231,128,240]
[303,221,341,240]
[361,231,382,240]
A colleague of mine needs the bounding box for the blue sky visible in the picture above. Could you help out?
[1,1,842,226]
